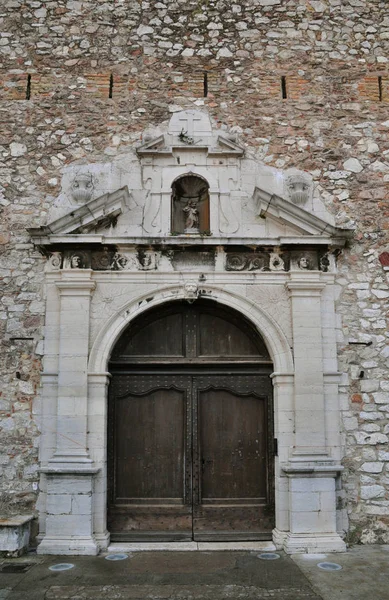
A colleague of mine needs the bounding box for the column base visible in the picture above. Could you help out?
[37,536,99,556]
[283,532,347,554]
[95,531,110,551]
[272,528,288,550]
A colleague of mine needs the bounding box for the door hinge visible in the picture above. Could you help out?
[273,438,278,456]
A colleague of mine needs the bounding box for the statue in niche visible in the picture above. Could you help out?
[183,199,199,233]
[171,175,210,234]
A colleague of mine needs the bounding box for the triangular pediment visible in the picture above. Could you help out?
[253,187,353,241]
[28,187,131,237]
[137,110,245,158]
[136,133,244,157]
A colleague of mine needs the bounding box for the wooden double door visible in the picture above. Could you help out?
[108,301,275,541]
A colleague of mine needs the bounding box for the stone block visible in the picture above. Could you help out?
[46,514,92,537]
[361,485,385,499]
[46,494,72,515]
[360,380,380,393]
[0,515,34,557]
[71,494,92,515]
[361,462,384,473]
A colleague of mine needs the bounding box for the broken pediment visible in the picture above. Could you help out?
[28,109,353,251]
[253,187,352,241]
[28,187,131,238]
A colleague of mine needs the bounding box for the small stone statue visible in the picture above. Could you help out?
[183,200,199,232]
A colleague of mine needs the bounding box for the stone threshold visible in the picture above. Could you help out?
[107,541,276,552]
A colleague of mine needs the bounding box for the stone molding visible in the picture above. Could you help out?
[88,283,294,375]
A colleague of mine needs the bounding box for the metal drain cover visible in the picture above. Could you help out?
[317,562,342,571]
[0,563,35,573]
[49,563,75,572]
[257,553,281,560]
[105,553,129,561]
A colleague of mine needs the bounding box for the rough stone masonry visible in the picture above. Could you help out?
[0,0,389,545]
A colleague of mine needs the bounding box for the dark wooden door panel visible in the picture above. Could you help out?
[108,375,193,541]
[192,375,274,540]
[199,391,266,500]
[115,389,185,501]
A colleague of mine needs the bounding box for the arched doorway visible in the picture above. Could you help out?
[107,299,275,541]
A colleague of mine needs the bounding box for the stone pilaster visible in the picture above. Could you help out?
[38,270,99,556]
[287,275,327,458]
[282,274,346,554]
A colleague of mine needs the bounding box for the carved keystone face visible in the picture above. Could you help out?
[71,173,94,203]
[184,281,199,303]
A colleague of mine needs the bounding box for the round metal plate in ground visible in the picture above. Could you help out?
[257,553,281,560]
[49,563,75,572]
[105,553,129,561]
[317,562,342,571]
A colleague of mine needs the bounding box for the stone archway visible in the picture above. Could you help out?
[107,298,275,542]
[87,284,295,549]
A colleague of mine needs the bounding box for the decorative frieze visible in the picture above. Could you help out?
[47,247,333,273]
[225,250,330,272]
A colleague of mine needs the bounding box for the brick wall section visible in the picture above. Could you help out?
[0,0,389,543]
[2,71,389,103]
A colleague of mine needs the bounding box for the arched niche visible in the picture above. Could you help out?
[171,174,210,234]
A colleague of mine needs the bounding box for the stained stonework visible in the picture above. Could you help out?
[0,0,389,550]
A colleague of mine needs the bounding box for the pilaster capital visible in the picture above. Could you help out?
[88,373,112,387]
[270,372,295,385]
[286,280,326,297]
[55,270,96,296]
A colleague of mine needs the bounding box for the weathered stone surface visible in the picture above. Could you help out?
[0,0,388,549]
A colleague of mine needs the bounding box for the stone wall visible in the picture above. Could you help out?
[1,0,388,542]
